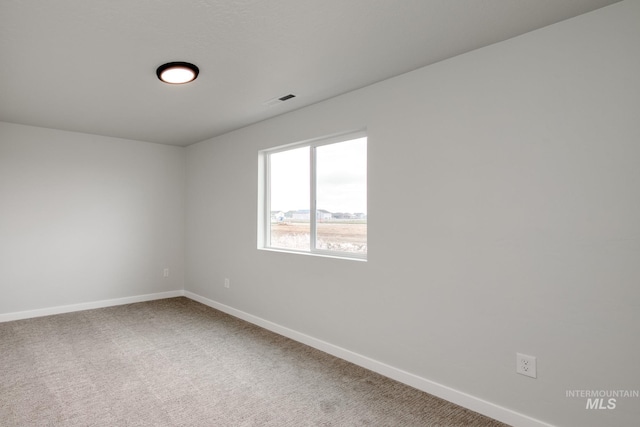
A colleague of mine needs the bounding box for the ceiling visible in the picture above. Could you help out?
[0,0,620,147]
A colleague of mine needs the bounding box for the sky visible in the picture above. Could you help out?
[269,137,367,214]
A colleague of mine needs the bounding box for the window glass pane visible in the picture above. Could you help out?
[269,146,310,251]
[315,137,367,254]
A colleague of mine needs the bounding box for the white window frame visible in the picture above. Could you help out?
[258,130,367,261]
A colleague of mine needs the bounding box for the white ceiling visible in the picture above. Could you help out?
[0,0,620,146]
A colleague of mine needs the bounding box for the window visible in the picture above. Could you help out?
[259,131,367,260]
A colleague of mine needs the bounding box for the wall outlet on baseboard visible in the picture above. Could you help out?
[516,353,537,378]
[224,278,230,288]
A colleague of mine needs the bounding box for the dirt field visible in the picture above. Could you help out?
[270,222,367,253]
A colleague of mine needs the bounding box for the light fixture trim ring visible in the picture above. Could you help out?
[156,61,200,84]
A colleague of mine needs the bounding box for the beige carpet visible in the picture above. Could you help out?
[0,297,509,426]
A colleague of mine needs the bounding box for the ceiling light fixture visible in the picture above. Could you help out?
[156,62,199,84]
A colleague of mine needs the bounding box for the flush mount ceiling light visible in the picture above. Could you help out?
[156,62,199,84]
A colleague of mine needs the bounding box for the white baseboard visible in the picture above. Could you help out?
[184,290,554,427]
[0,290,185,323]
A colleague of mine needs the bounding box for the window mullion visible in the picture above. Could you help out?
[310,145,317,252]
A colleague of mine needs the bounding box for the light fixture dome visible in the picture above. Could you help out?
[156,62,199,84]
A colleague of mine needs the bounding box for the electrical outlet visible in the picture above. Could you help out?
[163,268,169,278]
[516,353,537,378]
[224,278,230,288]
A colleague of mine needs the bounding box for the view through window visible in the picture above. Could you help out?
[262,132,367,259]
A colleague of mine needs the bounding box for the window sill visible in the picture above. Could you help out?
[258,247,367,262]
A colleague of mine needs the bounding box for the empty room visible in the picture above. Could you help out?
[1,1,638,426]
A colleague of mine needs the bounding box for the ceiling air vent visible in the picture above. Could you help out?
[263,93,296,107]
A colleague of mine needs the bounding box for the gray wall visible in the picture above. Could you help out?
[0,122,186,313]
[185,2,640,426]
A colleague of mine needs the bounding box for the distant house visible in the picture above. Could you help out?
[330,212,367,220]
[270,211,286,222]
[291,209,332,220]
[291,210,309,220]
[317,210,332,220]
[332,212,355,220]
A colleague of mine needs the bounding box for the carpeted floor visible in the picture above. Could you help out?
[0,297,510,426]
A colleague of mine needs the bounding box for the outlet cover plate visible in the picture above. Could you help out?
[516,353,537,378]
